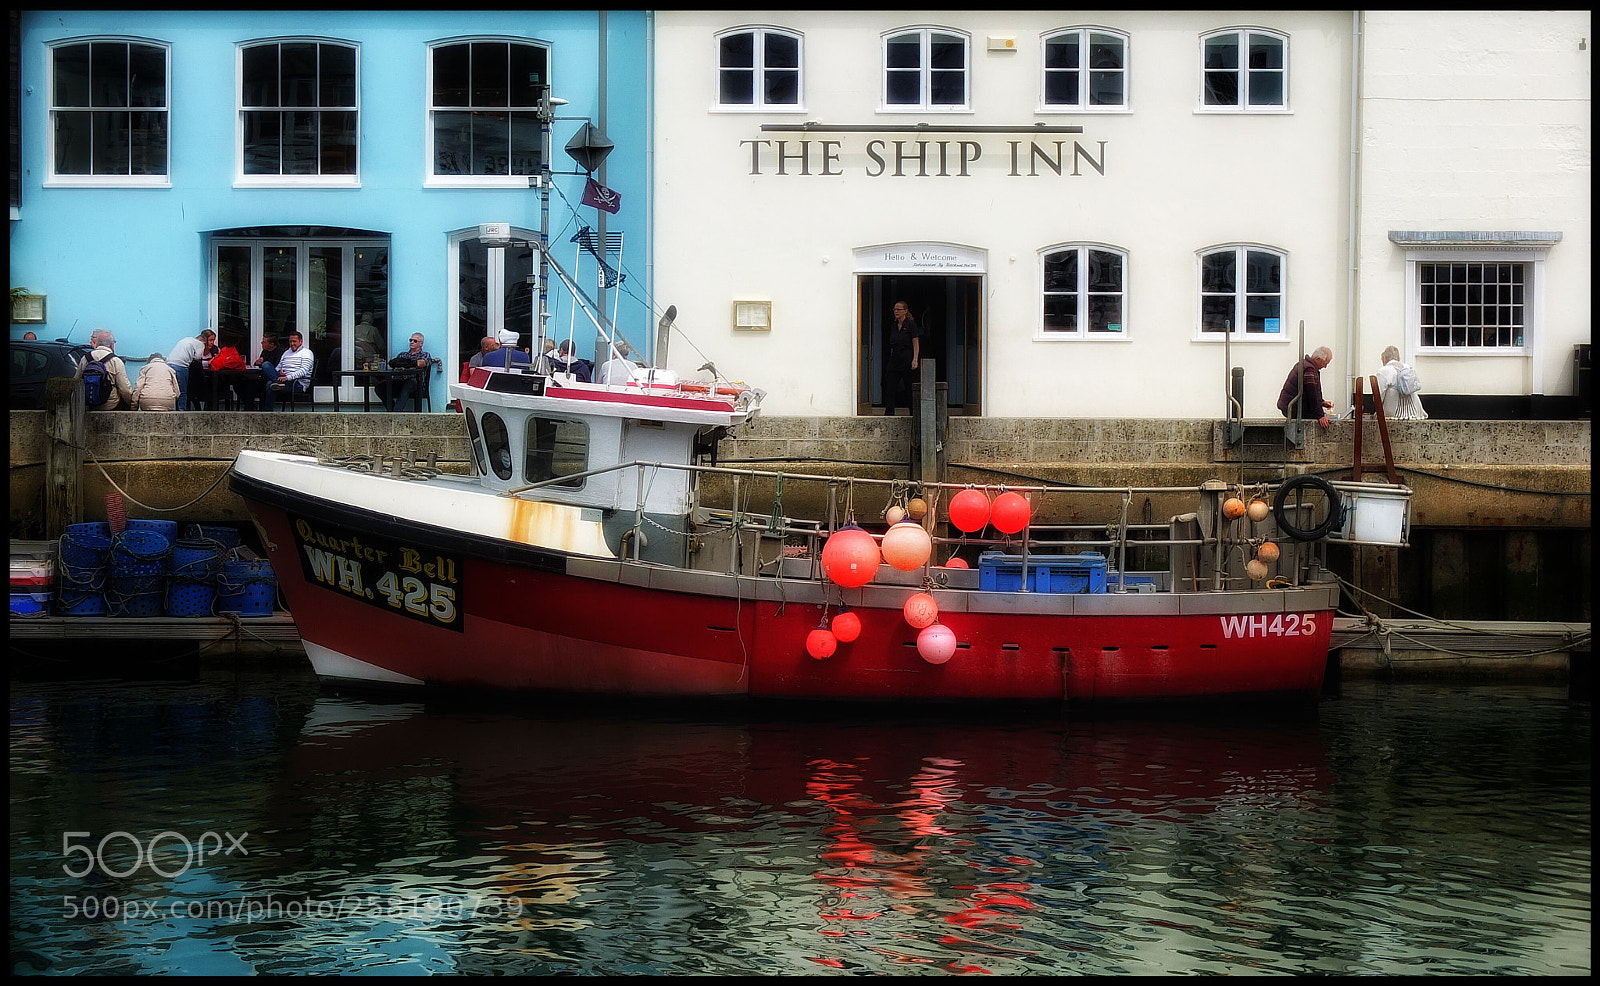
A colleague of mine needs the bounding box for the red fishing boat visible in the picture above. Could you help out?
[227,96,1409,704]
[228,342,1411,704]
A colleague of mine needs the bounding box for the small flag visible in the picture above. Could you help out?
[581,178,622,214]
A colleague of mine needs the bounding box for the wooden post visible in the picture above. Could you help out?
[918,359,938,484]
[44,376,87,538]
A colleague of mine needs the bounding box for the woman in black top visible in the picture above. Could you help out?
[882,301,922,415]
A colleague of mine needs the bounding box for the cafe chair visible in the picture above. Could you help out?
[272,381,311,411]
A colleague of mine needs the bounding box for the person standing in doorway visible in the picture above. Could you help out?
[882,301,922,415]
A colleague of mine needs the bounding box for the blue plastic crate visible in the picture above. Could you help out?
[978,551,1108,594]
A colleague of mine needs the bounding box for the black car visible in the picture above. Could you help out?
[10,339,92,409]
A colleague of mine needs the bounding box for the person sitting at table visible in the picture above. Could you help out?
[380,333,434,411]
[207,343,249,408]
[251,334,281,411]
[468,335,500,370]
[480,329,532,369]
[552,339,593,383]
[271,331,315,404]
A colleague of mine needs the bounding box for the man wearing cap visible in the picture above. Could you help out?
[481,330,531,368]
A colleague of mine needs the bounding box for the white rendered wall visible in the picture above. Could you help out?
[653,11,1354,417]
[1355,11,1592,400]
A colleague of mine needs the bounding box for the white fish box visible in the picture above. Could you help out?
[1336,486,1411,546]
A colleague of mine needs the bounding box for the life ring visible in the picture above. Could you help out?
[1272,474,1343,541]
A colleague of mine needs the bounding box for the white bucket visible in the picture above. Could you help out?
[1340,488,1410,545]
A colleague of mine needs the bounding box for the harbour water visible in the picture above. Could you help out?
[8,663,1590,976]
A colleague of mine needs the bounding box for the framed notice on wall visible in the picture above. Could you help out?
[11,293,46,324]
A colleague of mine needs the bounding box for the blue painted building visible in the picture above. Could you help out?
[10,10,652,407]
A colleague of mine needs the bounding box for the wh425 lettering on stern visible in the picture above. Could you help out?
[291,515,463,632]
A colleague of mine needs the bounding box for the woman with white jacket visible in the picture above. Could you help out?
[1374,345,1427,420]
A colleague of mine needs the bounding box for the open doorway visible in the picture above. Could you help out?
[857,274,983,415]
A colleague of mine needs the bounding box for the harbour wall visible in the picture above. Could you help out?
[9,410,1591,627]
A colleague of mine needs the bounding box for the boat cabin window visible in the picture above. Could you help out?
[525,416,588,488]
[462,407,488,476]
[481,411,513,480]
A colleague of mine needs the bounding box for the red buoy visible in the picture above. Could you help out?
[821,524,880,588]
[941,556,969,569]
[903,592,939,629]
[991,491,1031,534]
[949,488,991,533]
[831,609,861,643]
[806,626,838,659]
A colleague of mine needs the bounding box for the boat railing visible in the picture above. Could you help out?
[501,459,1260,591]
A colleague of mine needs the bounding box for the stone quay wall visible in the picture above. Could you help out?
[8,410,1590,531]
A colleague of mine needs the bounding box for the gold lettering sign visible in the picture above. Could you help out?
[291,514,463,632]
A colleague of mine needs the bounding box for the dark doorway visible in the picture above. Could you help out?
[857,274,982,415]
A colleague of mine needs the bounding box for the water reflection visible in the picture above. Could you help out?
[7,670,1589,976]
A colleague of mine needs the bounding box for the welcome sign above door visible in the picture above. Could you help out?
[854,242,987,274]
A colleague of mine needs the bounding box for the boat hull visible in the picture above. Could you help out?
[233,464,1334,705]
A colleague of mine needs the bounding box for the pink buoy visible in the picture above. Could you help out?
[948,488,991,533]
[831,609,861,643]
[903,591,939,629]
[821,524,880,588]
[917,623,957,664]
[881,521,932,571]
[991,491,1031,534]
[806,627,838,660]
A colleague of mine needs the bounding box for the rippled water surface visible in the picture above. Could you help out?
[9,666,1590,975]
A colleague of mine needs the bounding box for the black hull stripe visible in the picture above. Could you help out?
[228,468,568,574]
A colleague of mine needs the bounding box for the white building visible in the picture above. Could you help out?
[650,11,1590,420]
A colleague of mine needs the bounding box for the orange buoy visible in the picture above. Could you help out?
[831,609,861,643]
[949,488,991,533]
[1223,497,1247,520]
[907,497,928,520]
[942,556,969,569]
[821,524,880,588]
[991,491,1031,534]
[885,504,907,526]
[903,592,939,629]
[1247,499,1271,523]
[1257,541,1280,563]
[881,521,932,571]
[806,626,838,660]
[917,623,957,664]
[1245,559,1269,581]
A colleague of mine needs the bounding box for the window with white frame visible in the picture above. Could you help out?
[239,40,358,182]
[1200,29,1286,110]
[716,28,802,109]
[1041,29,1127,111]
[1041,245,1126,337]
[1418,261,1527,350]
[1199,246,1285,335]
[428,39,549,182]
[48,38,169,183]
[883,29,969,111]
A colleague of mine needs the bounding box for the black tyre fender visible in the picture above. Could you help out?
[1272,475,1344,541]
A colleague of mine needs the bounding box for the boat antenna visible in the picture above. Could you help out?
[535,91,568,366]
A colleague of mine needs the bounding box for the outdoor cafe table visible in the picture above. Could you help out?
[192,365,266,410]
[332,367,428,412]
